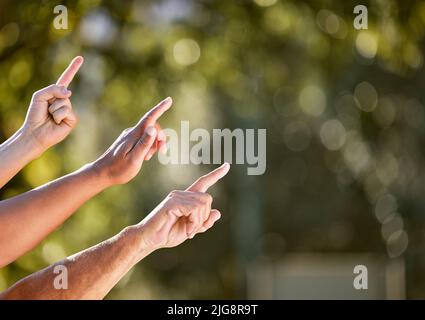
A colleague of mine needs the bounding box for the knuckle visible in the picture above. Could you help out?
[49,84,60,92]
[204,193,213,203]
[169,190,180,196]
[169,190,185,200]
[119,128,132,139]
[141,139,150,148]
[128,155,139,166]
[52,109,62,117]
[198,176,207,184]
[196,192,211,202]
[56,106,69,115]
[57,85,67,93]
[32,90,43,99]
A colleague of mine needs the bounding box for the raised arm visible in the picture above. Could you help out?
[0,98,171,267]
[0,163,230,300]
[0,56,83,189]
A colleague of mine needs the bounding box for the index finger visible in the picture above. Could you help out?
[56,56,84,88]
[134,96,173,132]
[186,163,231,193]
[144,97,173,124]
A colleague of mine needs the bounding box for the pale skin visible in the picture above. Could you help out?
[0,96,172,267]
[0,56,83,189]
[0,57,166,189]
[0,55,230,300]
[0,56,169,267]
[0,163,230,300]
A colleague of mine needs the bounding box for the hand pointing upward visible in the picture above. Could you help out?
[55,56,84,88]
[22,56,84,153]
[91,97,173,186]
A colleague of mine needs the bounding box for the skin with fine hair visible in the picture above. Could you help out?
[0,55,230,300]
[0,163,230,300]
[0,57,170,267]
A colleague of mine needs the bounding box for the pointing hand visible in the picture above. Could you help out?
[137,163,231,250]
[22,56,84,153]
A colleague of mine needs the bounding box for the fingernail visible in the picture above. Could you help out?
[221,162,230,172]
[160,145,167,154]
[146,126,156,136]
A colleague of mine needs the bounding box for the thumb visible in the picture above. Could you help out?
[130,126,157,163]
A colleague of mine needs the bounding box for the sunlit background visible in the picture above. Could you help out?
[1,0,425,299]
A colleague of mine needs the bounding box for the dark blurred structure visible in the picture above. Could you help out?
[1,0,425,299]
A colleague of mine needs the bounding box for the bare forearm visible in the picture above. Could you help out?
[0,225,152,300]
[0,163,111,267]
[0,164,230,300]
[0,127,42,189]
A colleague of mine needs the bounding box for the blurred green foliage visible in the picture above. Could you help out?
[2,0,425,298]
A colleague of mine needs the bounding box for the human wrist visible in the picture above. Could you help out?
[78,161,115,191]
[13,126,45,160]
[120,224,157,263]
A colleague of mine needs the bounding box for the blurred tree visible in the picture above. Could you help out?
[1,0,425,299]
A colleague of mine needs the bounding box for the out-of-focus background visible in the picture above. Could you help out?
[1,0,425,299]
